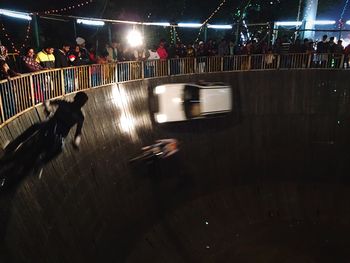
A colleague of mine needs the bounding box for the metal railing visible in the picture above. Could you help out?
[0,53,345,125]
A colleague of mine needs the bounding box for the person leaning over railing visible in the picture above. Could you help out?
[36,45,56,101]
[196,41,208,73]
[54,43,76,94]
[54,43,70,68]
[333,40,345,68]
[75,37,90,65]
[141,46,159,78]
[21,47,45,73]
[36,45,55,69]
[0,45,8,62]
[316,35,329,68]
[21,47,47,103]
[0,60,20,80]
[0,60,20,121]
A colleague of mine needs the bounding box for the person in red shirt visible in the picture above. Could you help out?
[156,40,168,59]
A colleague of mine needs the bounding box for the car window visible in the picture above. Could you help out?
[183,85,200,119]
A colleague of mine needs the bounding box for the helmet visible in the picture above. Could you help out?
[167,141,177,152]
[73,91,88,108]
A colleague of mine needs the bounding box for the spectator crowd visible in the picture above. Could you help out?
[0,34,349,81]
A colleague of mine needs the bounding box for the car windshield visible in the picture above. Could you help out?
[183,85,200,119]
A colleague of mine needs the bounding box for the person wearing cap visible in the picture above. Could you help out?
[76,37,90,64]
[36,45,55,69]
[196,41,208,73]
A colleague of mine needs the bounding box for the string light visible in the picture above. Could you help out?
[21,21,32,50]
[194,0,227,42]
[170,26,181,44]
[170,26,175,45]
[0,19,31,53]
[174,27,181,43]
[34,0,93,15]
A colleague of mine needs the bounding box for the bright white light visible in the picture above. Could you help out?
[112,85,129,109]
[77,19,105,26]
[276,20,336,27]
[342,38,350,48]
[0,9,32,21]
[155,114,167,123]
[119,113,136,133]
[346,20,350,25]
[172,98,182,104]
[314,20,336,25]
[155,86,166,94]
[143,22,170,26]
[207,24,232,29]
[178,23,202,28]
[127,30,143,47]
[275,21,302,26]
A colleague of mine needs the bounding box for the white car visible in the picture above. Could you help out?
[153,82,232,123]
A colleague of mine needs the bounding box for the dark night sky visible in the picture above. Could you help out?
[0,0,347,23]
[0,0,347,51]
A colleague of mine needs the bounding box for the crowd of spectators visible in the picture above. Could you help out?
[1,34,350,81]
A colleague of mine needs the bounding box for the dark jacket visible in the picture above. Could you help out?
[47,100,84,139]
[54,49,70,68]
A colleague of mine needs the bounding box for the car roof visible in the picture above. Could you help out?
[156,82,229,88]
[196,81,227,87]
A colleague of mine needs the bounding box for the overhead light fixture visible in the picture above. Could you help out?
[178,23,203,28]
[0,9,32,21]
[313,20,336,25]
[143,22,170,26]
[77,19,105,26]
[276,20,336,26]
[207,24,232,29]
[275,21,302,26]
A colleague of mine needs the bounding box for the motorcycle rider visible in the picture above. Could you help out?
[130,138,179,163]
[0,91,88,187]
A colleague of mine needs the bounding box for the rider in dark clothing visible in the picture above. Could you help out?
[3,92,88,167]
[0,92,88,189]
[41,91,88,161]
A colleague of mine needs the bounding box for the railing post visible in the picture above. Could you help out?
[60,69,65,96]
[88,66,92,87]
[167,59,171,76]
[339,54,345,69]
[0,85,5,123]
[307,54,312,68]
[29,74,35,106]
[277,55,281,69]
[220,57,224,72]
[261,55,265,70]
[141,61,145,79]
[194,58,197,73]
[115,63,119,83]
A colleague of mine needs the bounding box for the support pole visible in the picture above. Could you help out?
[108,24,112,43]
[32,15,40,50]
[73,20,77,39]
[302,0,319,40]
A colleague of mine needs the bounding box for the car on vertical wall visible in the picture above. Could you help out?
[152,82,232,123]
